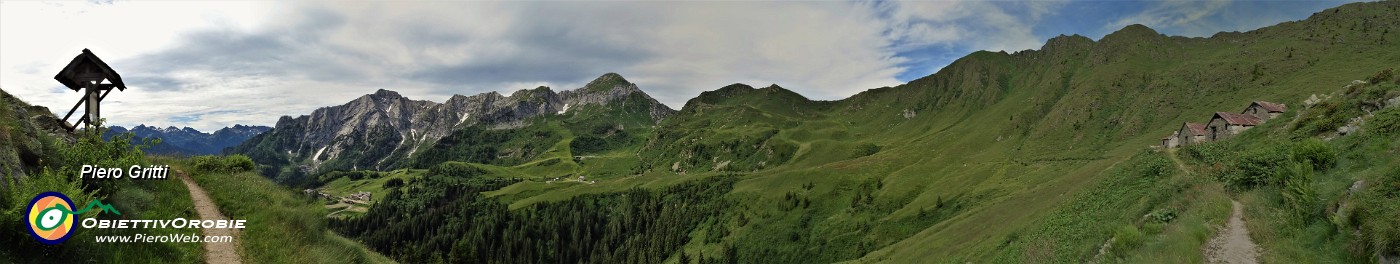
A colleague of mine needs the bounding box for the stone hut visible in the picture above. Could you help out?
[1242,101,1287,120]
[1206,112,1262,141]
[1177,122,1207,146]
[349,191,372,202]
[1161,131,1180,148]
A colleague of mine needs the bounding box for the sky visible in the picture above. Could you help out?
[0,0,1359,131]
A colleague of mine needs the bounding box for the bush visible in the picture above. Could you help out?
[191,155,256,173]
[1355,167,1400,255]
[1369,68,1395,85]
[1181,142,1233,165]
[383,178,404,189]
[1281,162,1318,220]
[1111,225,1145,256]
[1289,138,1337,170]
[223,155,256,172]
[1367,108,1400,136]
[1293,100,1353,138]
[1228,146,1291,188]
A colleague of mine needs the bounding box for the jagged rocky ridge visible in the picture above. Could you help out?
[232,73,675,173]
[104,124,271,155]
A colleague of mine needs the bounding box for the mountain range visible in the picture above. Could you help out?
[229,1,1400,262]
[104,124,271,155]
[230,73,675,177]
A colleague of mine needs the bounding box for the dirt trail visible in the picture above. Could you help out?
[1204,200,1259,264]
[178,170,242,264]
[1166,149,1192,176]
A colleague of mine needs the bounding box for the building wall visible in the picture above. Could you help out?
[1243,106,1268,120]
[1207,118,1230,141]
[1243,105,1282,120]
[1177,128,1196,146]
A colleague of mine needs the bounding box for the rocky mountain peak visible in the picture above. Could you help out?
[590,72,627,84]
[582,73,633,92]
[371,89,402,99]
[236,76,676,173]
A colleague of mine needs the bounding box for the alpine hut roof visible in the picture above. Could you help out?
[1248,101,1287,113]
[1181,123,1207,136]
[53,49,126,91]
[1213,112,1263,126]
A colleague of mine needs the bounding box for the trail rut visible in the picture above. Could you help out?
[1204,200,1259,264]
[178,170,242,264]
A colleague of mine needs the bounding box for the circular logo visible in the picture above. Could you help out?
[26,192,76,245]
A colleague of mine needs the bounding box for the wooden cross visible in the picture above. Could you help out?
[53,49,126,131]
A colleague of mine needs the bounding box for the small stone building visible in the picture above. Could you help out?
[1242,101,1287,120]
[349,191,372,202]
[1206,112,1262,141]
[1177,122,1207,146]
[1162,131,1180,148]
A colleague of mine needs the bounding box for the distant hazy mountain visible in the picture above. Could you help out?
[230,73,676,174]
[104,124,271,155]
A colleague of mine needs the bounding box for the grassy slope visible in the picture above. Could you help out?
[315,1,1399,262]
[179,160,394,263]
[1,90,205,263]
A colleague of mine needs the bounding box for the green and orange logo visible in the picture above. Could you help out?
[25,192,120,245]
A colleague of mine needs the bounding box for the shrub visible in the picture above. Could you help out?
[1355,167,1400,255]
[383,178,405,189]
[223,155,256,172]
[1111,225,1144,256]
[1281,162,1318,220]
[1289,138,1337,170]
[1181,142,1233,165]
[1149,209,1177,223]
[1293,100,1354,138]
[191,155,256,173]
[1367,108,1400,136]
[1228,146,1291,188]
[1369,68,1395,85]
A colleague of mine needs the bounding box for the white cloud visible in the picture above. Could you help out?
[1107,0,1232,36]
[2,1,1051,131]
[879,1,1045,53]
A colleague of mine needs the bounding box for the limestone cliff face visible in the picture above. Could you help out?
[235,73,675,172]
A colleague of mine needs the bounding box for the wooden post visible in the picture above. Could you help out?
[86,86,100,128]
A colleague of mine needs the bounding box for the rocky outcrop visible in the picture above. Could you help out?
[235,73,675,172]
[1,88,77,188]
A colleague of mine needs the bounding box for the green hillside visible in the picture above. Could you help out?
[306,1,1400,263]
[0,88,389,263]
